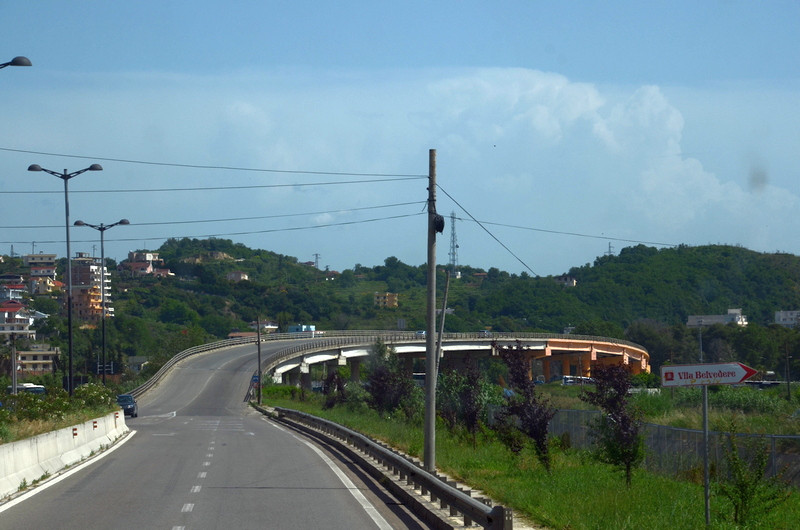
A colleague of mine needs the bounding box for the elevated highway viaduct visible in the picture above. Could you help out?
[264,331,649,387]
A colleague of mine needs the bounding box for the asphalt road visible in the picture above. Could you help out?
[0,343,431,529]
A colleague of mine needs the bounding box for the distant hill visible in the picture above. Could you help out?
[7,238,800,376]
[111,239,800,335]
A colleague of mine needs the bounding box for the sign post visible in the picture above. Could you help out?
[660,362,758,526]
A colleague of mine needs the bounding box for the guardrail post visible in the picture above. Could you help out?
[447,480,459,517]
[463,489,473,526]
[488,505,514,530]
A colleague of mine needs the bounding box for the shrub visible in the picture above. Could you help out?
[581,363,645,487]
[713,418,792,525]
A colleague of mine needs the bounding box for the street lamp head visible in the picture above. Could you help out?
[88,164,103,171]
[0,56,31,69]
[10,56,32,67]
[118,219,130,225]
[27,164,42,172]
[74,220,86,227]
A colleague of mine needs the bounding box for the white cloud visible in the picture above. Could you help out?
[4,67,800,275]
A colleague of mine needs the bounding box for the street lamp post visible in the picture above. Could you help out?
[0,56,32,69]
[74,219,129,384]
[28,164,103,395]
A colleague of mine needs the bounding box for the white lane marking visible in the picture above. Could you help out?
[181,503,194,512]
[191,485,201,493]
[291,433,392,530]
[206,453,214,457]
[172,527,185,530]
[203,462,211,466]
[198,472,207,478]
[267,420,287,432]
[145,411,177,419]
[208,447,214,450]
[0,431,136,513]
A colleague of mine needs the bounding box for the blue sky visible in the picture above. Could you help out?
[1,1,799,276]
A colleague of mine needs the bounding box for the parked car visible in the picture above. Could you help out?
[117,394,139,417]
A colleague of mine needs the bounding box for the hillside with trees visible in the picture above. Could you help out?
[5,239,800,381]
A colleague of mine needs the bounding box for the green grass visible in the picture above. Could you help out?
[264,392,800,530]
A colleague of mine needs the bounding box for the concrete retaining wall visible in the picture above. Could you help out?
[0,411,129,500]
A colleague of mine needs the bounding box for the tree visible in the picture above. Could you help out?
[365,339,419,421]
[495,341,557,472]
[580,363,644,486]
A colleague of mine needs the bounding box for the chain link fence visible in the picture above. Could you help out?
[548,409,800,486]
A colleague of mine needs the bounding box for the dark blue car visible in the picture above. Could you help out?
[117,394,139,418]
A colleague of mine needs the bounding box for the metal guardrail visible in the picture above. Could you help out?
[273,406,513,530]
[128,336,256,398]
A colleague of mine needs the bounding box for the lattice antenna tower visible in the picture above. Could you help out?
[448,211,459,273]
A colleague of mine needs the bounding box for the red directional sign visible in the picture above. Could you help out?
[661,362,758,387]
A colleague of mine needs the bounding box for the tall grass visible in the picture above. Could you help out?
[264,392,800,529]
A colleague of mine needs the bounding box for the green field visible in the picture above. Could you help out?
[261,387,799,530]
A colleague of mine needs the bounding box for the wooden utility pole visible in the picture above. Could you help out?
[257,316,263,405]
[424,149,438,473]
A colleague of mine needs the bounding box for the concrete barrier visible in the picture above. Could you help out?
[0,411,129,500]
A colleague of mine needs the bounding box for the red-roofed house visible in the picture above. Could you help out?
[128,262,154,275]
[0,300,36,340]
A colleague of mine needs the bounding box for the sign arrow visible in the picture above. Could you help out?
[661,362,758,387]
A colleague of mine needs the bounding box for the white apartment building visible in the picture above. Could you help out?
[687,308,748,327]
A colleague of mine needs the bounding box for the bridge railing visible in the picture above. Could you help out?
[129,337,256,398]
[131,331,648,397]
[273,406,513,530]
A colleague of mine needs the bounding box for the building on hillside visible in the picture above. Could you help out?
[70,252,115,322]
[249,320,279,333]
[30,277,62,295]
[23,253,57,268]
[228,331,257,339]
[226,270,249,282]
[774,310,800,328]
[374,292,398,308]
[127,261,154,275]
[127,356,149,372]
[128,251,161,263]
[554,275,577,287]
[17,344,60,374]
[687,308,748,328]
[120,251,172,277]
[26,253,58,281]
[0,300,37,341]
[0,283,26,303]
[0,274,24,284]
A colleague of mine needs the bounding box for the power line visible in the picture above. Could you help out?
[0,212,425,246]
[0,146,427,178]
[0,201,426,229]
[456,217,678,247]
[0,177,423,195]
[437,185,538,277]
